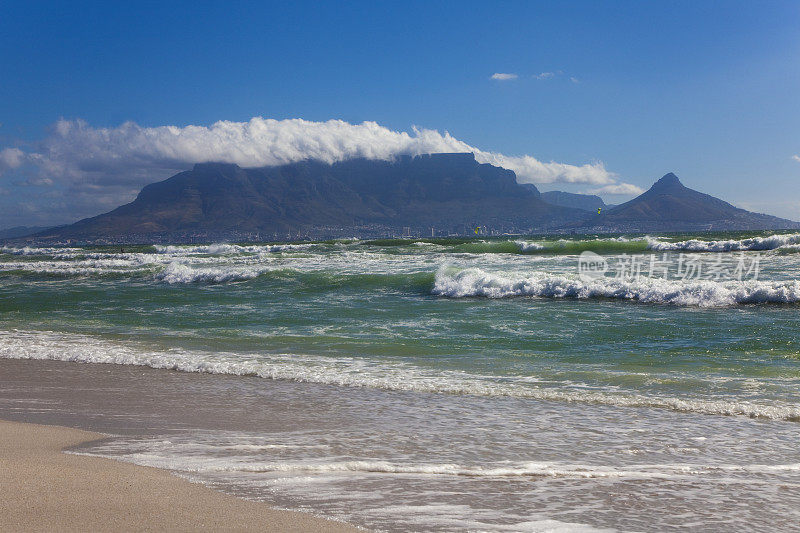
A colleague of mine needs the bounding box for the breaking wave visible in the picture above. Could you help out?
[522,237,652,255]
[432,266,800,307]
[358,234,800,255]
[152,262,435,289]
[359,237,655,255]
[647,233,800,252]
[3,329,800,422]
[446,237,653,255]
[1,245,84,256]
[153,243,313,255]
[514,241,546,252]
[5,234,800,261]
[155,262,265,283]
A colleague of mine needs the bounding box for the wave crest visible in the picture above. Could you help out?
[432,266,800,306]
[647,233,800,252]
[153,243,312,255]
[155,262,263,283]
[3,329,800,422]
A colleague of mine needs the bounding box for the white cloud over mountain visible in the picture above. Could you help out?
[0,117,641,224]
[7,117,628,184]
[586,183,645,195]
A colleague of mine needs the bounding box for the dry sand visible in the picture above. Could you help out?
[0,419,360,532]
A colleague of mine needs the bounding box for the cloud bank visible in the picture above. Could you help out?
[792,154,800,163]
[0,117,640,225]
[6,117,628,186]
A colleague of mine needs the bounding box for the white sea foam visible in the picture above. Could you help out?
[512,236,650,253]
[71,440,623,531]
[1,245,83,256]
[432,265,800,306]
[74,447,800,481]
[154,244,243,255]
[75,429,800,483]
[0,245,429,281]
[3,329,799,421]
[0,257,161,277]
[647,233,800,252]
[514,241,546,252]
[155,262,264,283]
[82,453,677,479]
[558,236,645,244]
[153,243,312,255]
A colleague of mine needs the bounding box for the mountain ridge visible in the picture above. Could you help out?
[17,164,800,243]
[581,173,798,231]
[32,154,581,241]
[0,226,52,240]
[540,190,606,212]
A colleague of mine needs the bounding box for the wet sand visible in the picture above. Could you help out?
[0,392,362,533]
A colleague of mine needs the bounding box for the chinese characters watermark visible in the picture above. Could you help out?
[578,251,760,282]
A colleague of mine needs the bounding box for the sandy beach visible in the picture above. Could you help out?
[0,419,360,532]
[3,346,800,531]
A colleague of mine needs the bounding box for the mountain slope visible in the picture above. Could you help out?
[36,154,583,240]
[0,226,52,240]
[541,191,606,212]
[585,173,799,231]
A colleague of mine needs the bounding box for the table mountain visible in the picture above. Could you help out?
[540,191,606,212]
[35,153,583,241]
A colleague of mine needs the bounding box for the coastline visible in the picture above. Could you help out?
[0,419,360,532]
[4,344,800,530]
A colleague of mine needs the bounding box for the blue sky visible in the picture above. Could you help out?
[2,0,800,227]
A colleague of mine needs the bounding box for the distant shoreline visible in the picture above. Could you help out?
[3,227,800,248]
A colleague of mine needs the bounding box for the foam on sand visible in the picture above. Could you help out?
[74,439,800,481]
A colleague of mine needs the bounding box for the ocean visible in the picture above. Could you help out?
[2,231,800,531]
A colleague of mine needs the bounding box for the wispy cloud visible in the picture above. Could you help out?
[0,117,642,223]
[532,71,580,84]
[586,183,645,196]
[0,147,25,175]
[490,72,518,81]
[792,154,800,163]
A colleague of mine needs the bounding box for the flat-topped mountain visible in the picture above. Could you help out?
[540,191,606,212]
[35,153,581,240]
[23,166,800,242]
[584,173,799,231]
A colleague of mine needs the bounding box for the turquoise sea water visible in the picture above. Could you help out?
[2,232,800,531]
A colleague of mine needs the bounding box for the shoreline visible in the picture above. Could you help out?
[4,349,800,531]
[0,419,361,532]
